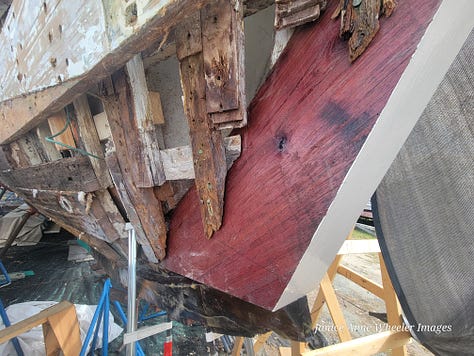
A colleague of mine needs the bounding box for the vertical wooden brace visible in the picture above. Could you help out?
[73,94,113,188]
[47,110,76,151]
[176,13,227,238]
[125,54,166,187]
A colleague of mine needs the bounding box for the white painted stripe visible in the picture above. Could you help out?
[123,322,173,344]
[274,0,474,311]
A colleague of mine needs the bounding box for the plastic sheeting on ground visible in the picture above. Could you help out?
[0,204,44,247]
[0,301,122,356]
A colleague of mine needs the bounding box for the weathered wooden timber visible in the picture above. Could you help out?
[0,0,466,343]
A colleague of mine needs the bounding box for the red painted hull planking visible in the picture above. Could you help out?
[162,0,442,310]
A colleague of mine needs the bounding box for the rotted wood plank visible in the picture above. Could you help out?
[275,0,327,30]
[201,0,245,114]
[125,54,166,187]
[0,0,213,145]
[14,187,115,243]
[176,15,227,238]
[0,156,101,192]
[36,121,62,161]
[101,71,167,261]
[201,0,246,128]
[348,0,381,62]
[73,94,113,188]
[3,131,49,168]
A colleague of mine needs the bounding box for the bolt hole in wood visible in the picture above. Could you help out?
[277,135,287,151]
[43,2,47,13]
[59,196,73,213]
[48,32,53,43]
[58,24,63,34]
[65,58,69,66]
[16,73,22,82]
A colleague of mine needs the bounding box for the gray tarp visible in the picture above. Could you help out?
[373,30,474,355]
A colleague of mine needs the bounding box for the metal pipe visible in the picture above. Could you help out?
[126,223,137,356]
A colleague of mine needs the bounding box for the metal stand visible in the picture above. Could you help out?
[126,223,137,356]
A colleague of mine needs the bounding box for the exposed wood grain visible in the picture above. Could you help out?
[161,0,440,310]
[102,71,167,261]
[125,54,166,187]
[348,0,381,62]
[47,110,76,151]
[275,0,327,30]
[0,301,81,356]
[0,155,101,192]
[43,302,82,356]
[177,15,227,238]
[15,187,113,242]
[161,135,241,180]
[0,0,213,144]
[36,121,62,161]
[148,91,165,125]
[201,0,241,113]
[73,94,113,188]
[304,330,411,356]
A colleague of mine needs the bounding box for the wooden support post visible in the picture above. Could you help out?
[101,74,167,261]
[310,255,343,326]
[35,122,62,161]
[254,331,272,353]
[125,54,166,188]
[303,330,411,356]
[291,340,306,356]
[231,336,244,356]
[0,301,81,356]
[73,94,113,188]
[319,273,352,342]
[176,13,228,238]
[0,207,35,258]
[379,253,407,356]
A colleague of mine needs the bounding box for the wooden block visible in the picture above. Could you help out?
[48,110,76,151]
[92,112,112,141]
[303,330,411,356]
[148,91,165,125]
[45,302,82,356]
[0,301,77,344]
[43,321,61,356]
[275,1,323,30]
[161,135,241,180]
[291,340,306,355]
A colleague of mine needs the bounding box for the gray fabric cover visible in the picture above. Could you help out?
[373,30,474,355]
